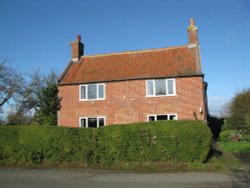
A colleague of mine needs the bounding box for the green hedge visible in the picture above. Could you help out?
[0,121,211,167]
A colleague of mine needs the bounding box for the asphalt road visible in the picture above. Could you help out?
[0,168,249,188]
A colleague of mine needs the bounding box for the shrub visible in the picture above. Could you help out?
[0,121,211,167]
[220,130,243,142]
[221,123,233,131]
[0,127,19,164]
[220,130,232,142]
[227,88,250,131]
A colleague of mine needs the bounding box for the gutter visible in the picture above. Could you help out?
[58,74,204,86]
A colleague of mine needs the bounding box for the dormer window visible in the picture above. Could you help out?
[79,83,105,101]
[146,78,176,97]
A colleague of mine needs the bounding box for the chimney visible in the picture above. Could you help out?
[187,18,198,44]
[71,35,84,60]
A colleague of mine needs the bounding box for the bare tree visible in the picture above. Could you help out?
[18,69,59,114]
[0,60,24,111]
[17,69,45,113]
[220,101,231,118]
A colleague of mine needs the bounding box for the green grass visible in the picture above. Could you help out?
[219,141,250,153]
[217,132,250,171]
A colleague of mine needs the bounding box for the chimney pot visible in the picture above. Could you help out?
[187,18,198,44]
[190,18,195,26]
[77,35,81,42]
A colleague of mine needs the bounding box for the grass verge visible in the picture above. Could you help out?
[219,141,250,153]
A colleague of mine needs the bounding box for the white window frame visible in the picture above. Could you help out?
[79,116,106,128]
[146,78,176,97]
[79,83,105,101]
[147,114,178,122]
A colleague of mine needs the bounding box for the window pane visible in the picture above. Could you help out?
[88,118,97,128]
[88,85,97,99]
[81,86,86,99]
[157,115,168,121]
[147,80,154,96]
[99,118,105,127]
[155,79,166,95]
[98,85,104,99]
[167,80,174,95]
[169,115,176,120]
[148,116,155,122]
[80,118,86,127]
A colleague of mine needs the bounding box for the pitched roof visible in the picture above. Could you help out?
[59,44,202,85]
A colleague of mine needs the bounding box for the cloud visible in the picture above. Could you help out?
[208,96,231,117]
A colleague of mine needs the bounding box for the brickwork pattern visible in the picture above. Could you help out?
[58,77,205,127]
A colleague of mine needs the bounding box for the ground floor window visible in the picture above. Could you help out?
[147,114,177,122]
[79,117,106,128]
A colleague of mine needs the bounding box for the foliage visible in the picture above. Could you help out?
[219,141,250,153]
[0,117,5,125]
[6,111,33,126]
[0,121,211,167]
[227,88,250,131]
[220,130,232,142]
[0,60,24,110]
[34,84,61,125]
[17,70,61,125]
[220,130,243,142]
[221,123,234,132]
[18,70,58,113]
[219,130,250,153]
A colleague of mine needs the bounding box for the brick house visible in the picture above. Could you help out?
[58,18,207,128]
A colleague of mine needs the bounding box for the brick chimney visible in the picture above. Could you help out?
[187,18,198,44]
[71,35,84,60]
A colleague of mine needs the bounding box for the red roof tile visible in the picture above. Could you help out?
[59,45,202,85]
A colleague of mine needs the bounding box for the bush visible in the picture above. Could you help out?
[220,130,243,142]
[0,121,211,167]
[227,88,250,131]
[220,130,232,142]
[221,123,233,132]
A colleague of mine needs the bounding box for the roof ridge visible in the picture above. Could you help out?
[81,44,188,58]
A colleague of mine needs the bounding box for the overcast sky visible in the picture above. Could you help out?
[0,0,249,116]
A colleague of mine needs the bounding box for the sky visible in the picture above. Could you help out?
[0,0,249,116]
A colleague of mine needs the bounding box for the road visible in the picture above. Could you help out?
[0,168,249,188]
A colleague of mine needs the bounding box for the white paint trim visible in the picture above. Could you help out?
[167,79,176,96]
[147,114,178,122]
[71,58,79,62]
[79,116,106,128]
[79,83,106,101]
[147,114,156,121]
[146,78,176,97]
[187,43,197,48]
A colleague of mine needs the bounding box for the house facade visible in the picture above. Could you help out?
[58,18,207,128]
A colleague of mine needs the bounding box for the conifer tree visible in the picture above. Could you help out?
[35,84,61,125]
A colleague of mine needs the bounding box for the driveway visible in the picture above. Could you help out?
[0,168,249,188]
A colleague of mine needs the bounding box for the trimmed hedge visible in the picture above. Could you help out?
[0,121,211,167]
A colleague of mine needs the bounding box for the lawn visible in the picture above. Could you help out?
[217,140,250,171]
[219,141,250,153]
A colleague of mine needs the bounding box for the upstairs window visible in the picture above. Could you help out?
[146,79,176,97]
[147,114,177,122]
[79,117,106,128]
[80,84,105,101]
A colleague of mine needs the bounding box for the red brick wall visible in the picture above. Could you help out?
[58,77,206,127]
